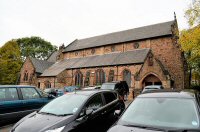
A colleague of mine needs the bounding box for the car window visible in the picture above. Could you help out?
[86,94,103,111]
[21,88,40,99]
[40,94,87,116]
[120,98,199,129]
[36,88,48,98]
[0,88,19,101]
[103,92,117,104]
[101,84,115,90]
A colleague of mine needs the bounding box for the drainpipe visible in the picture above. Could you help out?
[71,69,73,86]
[54,77,56,88]
[117,65,118,81]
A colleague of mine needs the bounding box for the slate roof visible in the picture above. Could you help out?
[30,58,54,74]
[63,21,174,52]
[47,51,59,62]
[41,48,150,76]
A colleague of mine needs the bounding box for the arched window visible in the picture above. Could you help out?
[95,69,105,85]
[108,70,114,82]
[75,70,83,87]
[23,71,28,82]
[44,81,51,88]
[123,69,131,87]
[84,71,90,86]
[148,53,153,66]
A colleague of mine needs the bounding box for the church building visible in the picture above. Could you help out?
[19,18,187,99]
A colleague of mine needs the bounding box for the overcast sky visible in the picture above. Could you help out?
[0,0,191,47]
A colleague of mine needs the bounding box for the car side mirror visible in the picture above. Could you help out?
[48,94,55,99]
[114,110,121,117]
[76,109,93,122]
[86,109,93,116]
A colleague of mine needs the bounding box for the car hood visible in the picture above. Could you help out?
[108,125,164,132]
[12,112,74,132]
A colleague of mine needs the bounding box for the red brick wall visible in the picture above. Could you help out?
[19,58,38,86]
[150,37,185,88]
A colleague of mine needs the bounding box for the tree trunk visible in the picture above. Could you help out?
[189,68,192,87]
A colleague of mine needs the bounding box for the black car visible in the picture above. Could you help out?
[101,81,129,100]
[108,89,200,132]
[0,85,54,126]
[11,90,125,132]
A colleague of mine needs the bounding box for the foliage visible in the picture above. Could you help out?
[185,0,200,26]
[0,41,23,84]
[179,25,200,86]
[16,36,57,60]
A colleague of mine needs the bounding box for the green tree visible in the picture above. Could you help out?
[0,41,23,84]
[179,25,200,87]
[185,0,200,26]
[16,36,57,60]
[179,0,200,87]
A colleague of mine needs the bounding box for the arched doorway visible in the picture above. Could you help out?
[142,74,162,87]
[123,69,131,87]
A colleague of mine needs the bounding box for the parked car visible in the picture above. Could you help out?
[108,89,200,132]
[64,86,80,93]
[83,86,101,90]
[0,85,54,126]
[101,81,129,100]
[44,88,65,97]
[56,89,65,97]
[142,85,164,93]
[11,89,125,132]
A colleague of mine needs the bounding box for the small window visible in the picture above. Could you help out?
[23,71,29,82]
[75,51,78,56]
[103,92,117,104]
[21,88,40,99]
[111,45,115,52]
[0,88,19,101]
[91,49,95,54]
[133,42,139,49]
[86,94,103,111]
[108,70,115,82]
[148,53,153,66]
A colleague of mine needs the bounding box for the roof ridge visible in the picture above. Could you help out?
[77,20,174,41]
[64,20,174,52]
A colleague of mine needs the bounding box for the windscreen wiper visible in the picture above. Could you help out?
[123,124,166,131]
[56,113,73,116]
[38,112,58,116]
[167,129,200,132]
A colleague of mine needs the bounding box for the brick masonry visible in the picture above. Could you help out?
[19,21,186,100]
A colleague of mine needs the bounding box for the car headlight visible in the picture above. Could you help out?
[45,126,65,132]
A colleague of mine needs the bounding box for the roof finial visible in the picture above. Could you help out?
[174,12,177,20]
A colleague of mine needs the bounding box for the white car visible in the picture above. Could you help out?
[142,85,164,93]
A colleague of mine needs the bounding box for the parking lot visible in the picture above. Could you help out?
[0,100,132,132]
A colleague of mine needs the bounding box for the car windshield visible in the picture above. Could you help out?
[39,94,87,116]
[101,84,115,90]
[119,97,199,129]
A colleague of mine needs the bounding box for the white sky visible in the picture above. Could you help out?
[0,0,191,47]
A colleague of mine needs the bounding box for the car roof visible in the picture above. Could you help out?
[0,85,35,88]
[144,85,162,88]
[67,89,115,96]
[138,89,198,99]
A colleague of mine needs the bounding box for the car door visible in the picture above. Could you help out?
[20,87,46,112]
[102,91,121,127]
[0,87,23,126]
[74,93,106,132]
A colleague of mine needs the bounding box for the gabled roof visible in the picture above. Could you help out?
[30,57,54,74]
[63,21,174,52]
[47,51,59,62]
[41,48,150,77]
